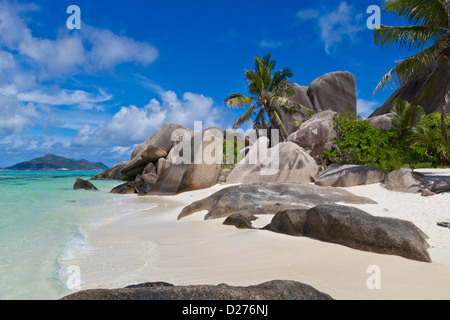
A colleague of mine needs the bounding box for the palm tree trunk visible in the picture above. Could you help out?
[441,69,450,145]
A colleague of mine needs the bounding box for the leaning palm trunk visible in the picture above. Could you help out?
[442,69,450,144]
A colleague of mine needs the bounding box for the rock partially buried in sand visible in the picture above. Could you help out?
[61,280,334,300]
[384,169,431,193]
[178,183,376,220]
[429,181,450,194]
[223,212,258,229]
[315,164,387,188]
[263,209,309,237]
[266,205,431,263]
[73,178,98,191]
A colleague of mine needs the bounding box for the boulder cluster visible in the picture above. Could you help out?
[83,71,449,264]
[66,70,450,301]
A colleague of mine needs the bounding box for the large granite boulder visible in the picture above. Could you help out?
[315,164,387,188]
[279,84,316,135]
[156,158,172,175]
[131,123,189,160]
[263,209,309,237]
[226,139,320,185]
[286,111,337,159]
[370,63,450,117]
[142,162,157,175]
[148,128,223,195]
[91,162,127,181]
[178,183,376,220]
[304,205,431,262]
[110,182,137,194]
[307,71,357,114]
[62,280,334,300]
[278,72,357,136]
[121,145,167,180]
[264,205,431,262]
[384,169,431,193]
[136,173,159,195]
[73,178,98,191]
[368,114,393,131]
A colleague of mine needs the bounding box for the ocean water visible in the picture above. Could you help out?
[0,170,137,300]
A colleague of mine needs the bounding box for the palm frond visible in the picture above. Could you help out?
[374,25,445,51]
[270,96,308,114]
[225,94,254,109]
[245,70,264,96]
[391,98,424,136]
[373,40,447,93]
[233,106,256,129]
[418,57,446,101]
[383,0,448,28]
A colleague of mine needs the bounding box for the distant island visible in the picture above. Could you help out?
[4,154,109,171]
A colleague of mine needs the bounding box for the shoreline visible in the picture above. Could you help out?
[60,169,450,300]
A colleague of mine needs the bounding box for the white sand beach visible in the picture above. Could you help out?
[61,169,450,300]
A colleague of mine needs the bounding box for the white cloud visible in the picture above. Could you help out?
[18,35,87,75]
[86,27,159,70]
[0,1,159,77]
[357,99,379,118]
[72,90,222,147]
[0,93,39,135]
[297,2,365,54]
[17,89,113,110]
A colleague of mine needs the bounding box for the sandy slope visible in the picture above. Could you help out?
[61,169,450,300]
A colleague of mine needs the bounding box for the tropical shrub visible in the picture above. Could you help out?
[324,113,405,172]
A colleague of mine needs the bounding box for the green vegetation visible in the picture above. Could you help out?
[324,113,404,172]
[324,99,450,171]
[222,139,246,170]
[225,54,307,141]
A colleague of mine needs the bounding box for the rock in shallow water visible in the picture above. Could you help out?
[61,280,334,300]
[73,178,98,191]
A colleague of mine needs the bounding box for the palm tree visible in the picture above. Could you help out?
[372,0,450,144]
[391,98,424,140]
[225,54,306,140]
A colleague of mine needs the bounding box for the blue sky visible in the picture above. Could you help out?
[0,0,415,167]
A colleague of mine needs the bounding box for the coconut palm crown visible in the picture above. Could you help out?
[373,0,450,141]
[225,54,306,140]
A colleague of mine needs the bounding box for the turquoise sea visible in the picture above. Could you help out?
[0,170,127,300]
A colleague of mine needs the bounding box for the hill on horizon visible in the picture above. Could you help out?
[4,154,109,171]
